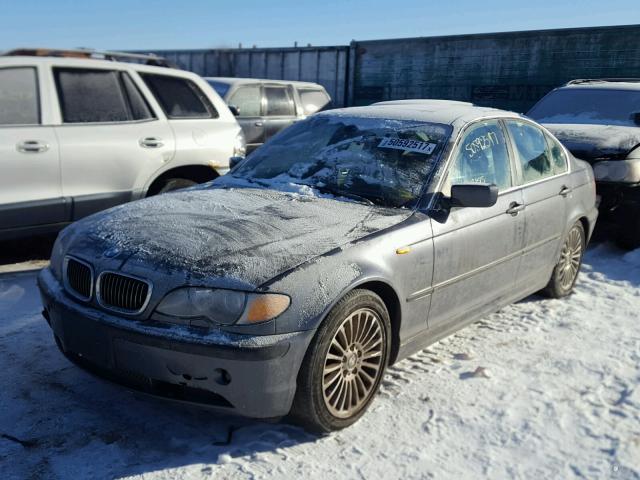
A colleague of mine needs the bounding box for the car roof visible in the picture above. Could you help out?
[560,80,640,91]
[205,76,325,89]
[322,99,521,128]
[0,55,197,77]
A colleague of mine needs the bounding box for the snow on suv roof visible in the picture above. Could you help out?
[206,77,324,88]
[324,99,519,127]
[562,79,640,91]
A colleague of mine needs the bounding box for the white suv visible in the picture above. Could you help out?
[0,49,245,241]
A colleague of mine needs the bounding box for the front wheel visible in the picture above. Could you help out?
[542,222,585,298]
[290,289,391,433]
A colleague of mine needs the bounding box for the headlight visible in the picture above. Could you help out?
[49,235,66,280]
[154,287,289,327]
[233,131,246,158]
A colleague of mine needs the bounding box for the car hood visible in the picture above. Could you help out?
[543,123,640,162]
[62,187,411,289]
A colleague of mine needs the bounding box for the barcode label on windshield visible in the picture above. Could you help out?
[378,137,437,154]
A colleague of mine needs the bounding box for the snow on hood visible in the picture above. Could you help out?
[64,186,411,289]
[543,123,640,161]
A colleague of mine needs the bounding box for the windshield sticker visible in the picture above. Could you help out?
[465,132,500,158]
[378,137,437,155]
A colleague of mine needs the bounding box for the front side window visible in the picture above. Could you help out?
[220,115,451,208]
[55,68,130,123]
[298,88,331,115]
[506,120,556,183]
[443,120,512,196]
[527,88,640,127]
[264,86,295,116]
[141,73,217,119]
[228,85,262,117]
[121,73,154,121]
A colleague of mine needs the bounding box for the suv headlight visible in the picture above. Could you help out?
[154,287,289,326]
[233,131,246,158]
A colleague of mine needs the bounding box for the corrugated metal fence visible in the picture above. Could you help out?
[149,46,350,107]
[145,24,640,113]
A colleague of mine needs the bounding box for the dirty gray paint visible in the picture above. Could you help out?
[136,24,640,113]
[144,46,350,107]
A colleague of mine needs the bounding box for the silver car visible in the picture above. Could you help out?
[38,100,598,432]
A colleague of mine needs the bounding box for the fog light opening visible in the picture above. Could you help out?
[214,368,231,386]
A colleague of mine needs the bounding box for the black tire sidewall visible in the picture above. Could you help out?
[159,178,197,194]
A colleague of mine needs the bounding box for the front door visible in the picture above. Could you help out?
[0,66,64,231]
[428,119,525,331]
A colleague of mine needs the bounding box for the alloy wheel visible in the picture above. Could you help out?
[557,226,583,290]
[322,308,384,418]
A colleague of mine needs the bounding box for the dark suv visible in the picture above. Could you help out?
[206,77,331,154]
[528,79,640,248]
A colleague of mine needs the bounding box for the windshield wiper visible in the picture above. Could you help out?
[312,185,376,206]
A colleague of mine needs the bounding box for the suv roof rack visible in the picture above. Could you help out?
[566,78,640,86]
[1,48,175,67]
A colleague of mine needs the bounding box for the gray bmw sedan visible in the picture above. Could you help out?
[38,100,598,432]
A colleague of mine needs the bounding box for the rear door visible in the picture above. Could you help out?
[504,119,570,288]
[0,65,64,231]
[52,66,175,220]
[428,119,525,331]
[263,85,298,141]
[227,84,265,152]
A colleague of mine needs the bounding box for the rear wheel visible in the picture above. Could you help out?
[290,289,390,433]
[157,178,197,194]
[542,222,585,298]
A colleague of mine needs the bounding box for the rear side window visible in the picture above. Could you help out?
[141,73,217,119]
[264,86,295,116]
[298,88,331,115]
[506,121,556,183]
[545,133,568,174]
[228,85,262,117]
[0,67,40,125]
[55,68,130,123]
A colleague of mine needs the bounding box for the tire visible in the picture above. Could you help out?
[157,178,197,194]
[289,289,391,433]
[542,222,585,298]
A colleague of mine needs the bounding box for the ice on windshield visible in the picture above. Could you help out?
[217,115,451,208]
[528,88,640,127]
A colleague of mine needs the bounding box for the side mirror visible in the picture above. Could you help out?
[631,111,640,126]
[229,156,245,169]
[228,105,240,117]
[450,183,498,208]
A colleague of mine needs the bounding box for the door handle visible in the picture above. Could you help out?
[506,202,525,216]
[139,137,164,148]
[559,185,573,197]
[16,140,49,153]
[254,121,263,127]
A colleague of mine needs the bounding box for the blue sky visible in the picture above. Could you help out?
[1,0,639,51]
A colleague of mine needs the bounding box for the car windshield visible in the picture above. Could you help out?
[528,88,640,127]
[218,115,451,208]
[206,80,231,98]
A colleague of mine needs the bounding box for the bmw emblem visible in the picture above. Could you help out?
[103,247,121,258]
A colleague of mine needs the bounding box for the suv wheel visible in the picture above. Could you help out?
[290,289,390,433]
[616,214,640,250]
[542,222,585,298]
[157,178,197,194]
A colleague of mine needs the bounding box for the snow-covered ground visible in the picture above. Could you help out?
[1,243,639,479]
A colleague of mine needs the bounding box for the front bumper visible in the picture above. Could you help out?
[38,268,314,418]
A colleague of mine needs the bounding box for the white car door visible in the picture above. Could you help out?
[50,65,175,220]
[0,65,64,233]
